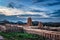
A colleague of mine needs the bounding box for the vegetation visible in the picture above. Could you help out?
[0,32,48,40]
[43,22,60,27]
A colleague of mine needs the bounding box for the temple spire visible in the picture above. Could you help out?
[38,22,43,29]
[27,17,32,26]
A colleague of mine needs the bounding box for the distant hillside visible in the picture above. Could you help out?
[0,20,60,27]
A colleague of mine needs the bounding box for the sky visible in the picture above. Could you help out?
[0,0,60,22]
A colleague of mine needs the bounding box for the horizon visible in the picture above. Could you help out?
[0,17,60,23]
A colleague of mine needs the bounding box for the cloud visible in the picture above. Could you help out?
[50,10,60,17]
[17,12,50,18]
[7,2,15,8]
[32,0,48,3]
[0,0,60,22]
[0,6,25,16]
[0,6,50,18]
[30,9,43,12]
[47,2,60,6]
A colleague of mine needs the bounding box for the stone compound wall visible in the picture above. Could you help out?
[25,29,60,40]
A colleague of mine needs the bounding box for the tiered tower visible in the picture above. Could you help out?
[38,22,43,29]
[27,17,32,26]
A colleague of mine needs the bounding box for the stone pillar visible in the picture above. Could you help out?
[38,22,43,29]
[27,17,32,26]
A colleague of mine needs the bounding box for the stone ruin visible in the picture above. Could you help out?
[27,17,43,29]
[27,17,32,26]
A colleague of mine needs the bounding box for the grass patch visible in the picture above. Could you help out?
[0,32,48,40]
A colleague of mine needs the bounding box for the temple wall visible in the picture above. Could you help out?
[25,29,60,40]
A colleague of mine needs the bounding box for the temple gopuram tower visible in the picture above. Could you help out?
[27,17,32,26]
[38,22,43,29]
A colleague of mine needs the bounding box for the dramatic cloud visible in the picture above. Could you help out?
[0,0,60,22]
[32,0,48,3]
[0,6,24,15]
[47,2,60,6]
[50,10,60,17]
[0,6,50,18]
[30,9,43,12]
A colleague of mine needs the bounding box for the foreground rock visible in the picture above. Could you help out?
[0,36,4,40]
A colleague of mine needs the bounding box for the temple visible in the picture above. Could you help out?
[0,17,60,40]
[27,17,32,26]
